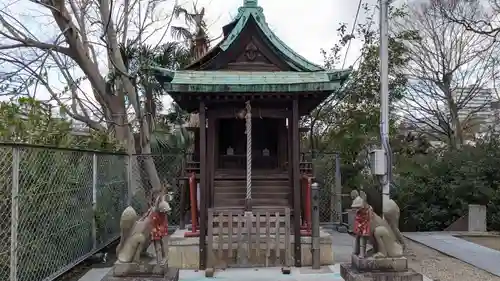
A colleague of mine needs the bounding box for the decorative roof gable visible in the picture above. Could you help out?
[186,0,323,71]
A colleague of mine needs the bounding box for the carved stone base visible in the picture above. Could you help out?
[341,263,423,281]
[101,261,179,281]
[351,254,408,272]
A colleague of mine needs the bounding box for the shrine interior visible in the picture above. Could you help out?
[217,118,282,170]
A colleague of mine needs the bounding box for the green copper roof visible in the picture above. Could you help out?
[153,68,350,93]
[244,0,258,7]
[155,68,348,84]
[218,1,323,71]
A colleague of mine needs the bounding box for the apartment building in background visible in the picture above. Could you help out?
[401,86,500,140]
[452,85,494,133]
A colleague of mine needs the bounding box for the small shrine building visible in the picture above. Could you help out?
[154,0,350,269]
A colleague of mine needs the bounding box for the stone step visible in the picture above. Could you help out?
[214,180,289,187]
[214,186,290,193]
[214,192,291,200]
[213,198,290,208]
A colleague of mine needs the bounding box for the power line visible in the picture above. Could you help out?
[318,2,379,109]
[341,0,364,69]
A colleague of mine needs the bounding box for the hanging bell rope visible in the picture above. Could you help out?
[245,100,252,206]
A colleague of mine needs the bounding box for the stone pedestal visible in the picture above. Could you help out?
[340,255,423,281]
[101,260,179,281]
[168,228,334,269]
[468,204,487,232]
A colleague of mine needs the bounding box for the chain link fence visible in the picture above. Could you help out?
[0,143,184,281]
[305,152,347,225]
[130,153,184,226]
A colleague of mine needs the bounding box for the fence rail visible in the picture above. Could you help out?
[0,144,184,281]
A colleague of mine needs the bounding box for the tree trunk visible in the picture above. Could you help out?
[448,98,464,149]
[141,141,162,191]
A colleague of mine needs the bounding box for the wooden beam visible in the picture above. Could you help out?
[208,114,216,209]
[199,101,207,270]
[292,98,302,267]
[170,91,332,114]
[210,107,289,119]
[287,111,293,206]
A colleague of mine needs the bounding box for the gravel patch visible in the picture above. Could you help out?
[405,238,500,281]
[459,236,500,251]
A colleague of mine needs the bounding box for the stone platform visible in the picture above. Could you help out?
[340,255,423,281]
[168,228,334,269]
[101,259,179,281]
[101,267,179,281]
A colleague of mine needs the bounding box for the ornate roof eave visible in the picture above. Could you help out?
[152,67,351,87]
[152,67,351,92]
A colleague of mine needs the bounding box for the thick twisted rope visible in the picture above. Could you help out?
[245,101,252,201]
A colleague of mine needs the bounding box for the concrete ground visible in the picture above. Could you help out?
[78,230,436,281]
[329,229,354,264]
[78,230,349,281]
[78,265,343,281]
[404,232,500,281]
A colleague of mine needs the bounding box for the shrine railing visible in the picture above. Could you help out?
[206,207,292,268]
[183,153,312,175]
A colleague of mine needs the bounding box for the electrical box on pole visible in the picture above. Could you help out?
[369,149,386,176]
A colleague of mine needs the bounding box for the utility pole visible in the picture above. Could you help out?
[379,0,391,206]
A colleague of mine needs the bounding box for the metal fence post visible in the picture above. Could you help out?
[311,182,320,269]
[10,146,19,281]
[334,154,342,223]
[126,155,132,206]
[92,153,97,250]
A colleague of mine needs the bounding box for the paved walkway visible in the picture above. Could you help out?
[327,229,353,263]
[78,265,343,281]
[404,232,500,277]
[78,231,434,281]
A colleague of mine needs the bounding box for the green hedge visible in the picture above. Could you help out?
[393,140,500,232]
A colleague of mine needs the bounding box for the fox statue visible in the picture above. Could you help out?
[350,190,405,258]
[116,189,174,264]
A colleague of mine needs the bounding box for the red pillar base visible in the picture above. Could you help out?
[300,229,312,236]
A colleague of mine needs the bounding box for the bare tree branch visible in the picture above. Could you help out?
[396,1,498,148]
